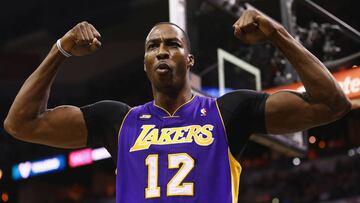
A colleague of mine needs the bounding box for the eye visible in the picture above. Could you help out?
[168,42,181,47]
[147,43,158,50]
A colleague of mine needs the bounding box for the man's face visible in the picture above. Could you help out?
[144,24,193,93]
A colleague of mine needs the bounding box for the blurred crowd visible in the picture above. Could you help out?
[239,155,360,203]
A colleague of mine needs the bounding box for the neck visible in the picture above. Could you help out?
[153,85,193,115]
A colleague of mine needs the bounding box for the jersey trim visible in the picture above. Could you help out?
[153,95,196,117]
[228,149,241,203]
[215,100,228,144]
[116,108,134,176]
[216,100,242,203]
[117,107,135,141]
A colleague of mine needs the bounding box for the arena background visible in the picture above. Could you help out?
[0,0,359,202]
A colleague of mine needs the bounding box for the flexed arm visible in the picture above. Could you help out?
[4,22,101,148]
[233,10,351,134]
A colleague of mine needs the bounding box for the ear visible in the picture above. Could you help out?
[187,54,195,69]
[143,58,147,72]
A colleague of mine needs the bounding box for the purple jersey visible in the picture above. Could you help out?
[116,96,241,203]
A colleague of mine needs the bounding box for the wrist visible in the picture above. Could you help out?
[268,26,292,46]
[51,43,67,60]
[58,33,77,56]
[56,39,72,57]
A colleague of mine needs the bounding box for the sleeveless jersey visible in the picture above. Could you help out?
[116,95,241,203]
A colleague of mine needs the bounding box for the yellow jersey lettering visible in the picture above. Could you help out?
[185,125,201,142]
[157,128,173,144]
[172,127,189,143]
[194,124,214,146]
[144,128,159,144]
[130,125,156,152]
[130,124,215,152]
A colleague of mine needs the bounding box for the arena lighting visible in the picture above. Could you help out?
[348,149,356,156]
[308,136,316,144]
[201,87,235,97]
[68,147,111,168]
[11,148,111,180]
[292,157,301,166]
[92,147,111,161]
[68,148,93,168]
[356,147,360,154]
[347,147,360,157]
[318,141,326,149]
[272,197,280,203]
[1,193,9,202]
[12,155,66,180]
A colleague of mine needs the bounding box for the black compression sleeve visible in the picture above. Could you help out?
[80,100,130,163]
[217,90,269,155]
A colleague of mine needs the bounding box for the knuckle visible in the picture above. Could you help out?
[72,29,81,38]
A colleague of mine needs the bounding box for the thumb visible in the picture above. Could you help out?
[254,15,268,25]
[90,38,102,52]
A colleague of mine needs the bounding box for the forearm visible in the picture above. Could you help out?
[270,27,351,112]
[4,44,66,133]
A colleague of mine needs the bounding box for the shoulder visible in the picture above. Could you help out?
[80,100,131,148]
[215,90,269,134]
[216,90,269,155]
[217,89,268,101]
[216,90,269,109]
[83,100,130,109]
[80,100,131,121]
[81,100,130,112]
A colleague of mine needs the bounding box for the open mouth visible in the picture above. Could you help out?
[156,63,171,74]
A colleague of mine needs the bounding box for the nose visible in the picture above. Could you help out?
[156,43,169,60]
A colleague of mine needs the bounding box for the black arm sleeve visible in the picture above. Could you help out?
[80,100,130,163]
[216,90,269,156]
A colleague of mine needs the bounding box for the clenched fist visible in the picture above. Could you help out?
[233,9,283,44]
[59,21,102,56]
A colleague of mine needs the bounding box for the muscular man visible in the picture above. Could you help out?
[4,10,350,203]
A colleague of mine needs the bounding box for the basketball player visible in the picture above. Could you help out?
[4,9,350,203]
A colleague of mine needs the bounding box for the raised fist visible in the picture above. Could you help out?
[233,9,283,44]
[59,21,102,56]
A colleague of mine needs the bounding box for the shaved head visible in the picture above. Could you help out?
[147,22,191,53]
